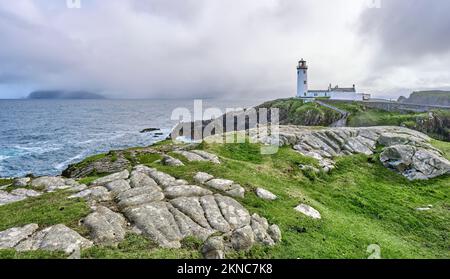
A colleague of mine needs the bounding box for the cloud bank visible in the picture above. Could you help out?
[0,0,449,99]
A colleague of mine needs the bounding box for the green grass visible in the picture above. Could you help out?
[257,98,341,126]
[0,179,12,187]
[0,191,90,232]
[81,234,201,259]
[151,143,450,259]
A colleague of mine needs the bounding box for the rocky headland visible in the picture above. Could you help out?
[0,125,449,259]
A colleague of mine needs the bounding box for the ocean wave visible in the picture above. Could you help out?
[0,155,11,161]
[13,145,62,154]
[53,152,88,170]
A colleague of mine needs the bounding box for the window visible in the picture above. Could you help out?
[304,81,307,84]
[304,93,307,96]
[303,70,306,74]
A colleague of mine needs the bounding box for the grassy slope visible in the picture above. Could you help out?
[257,98,341,126]
[1,140,449,259]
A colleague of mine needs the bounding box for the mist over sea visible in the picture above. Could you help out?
[0,99,264,178]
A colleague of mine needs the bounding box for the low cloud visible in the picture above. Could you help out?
[0,0,449,99]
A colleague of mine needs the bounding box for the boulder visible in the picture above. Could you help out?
[199,195,231,233]
[256,188,277,201]
[380,145,450,180]
[294,204,321,219]
[226,185,245,199]
[173,151,208,163]
[201,236,225,259]
[268,224,282,243]
[91,170,130,186]
[0,190,27,206]
[123,202,183,248]
[129,171,158,188]
[83,206,127,246]
[215,195,250,230]
[194,172,214,184]
[15,224,93,254]
[190,150,221,164]
[104,179,131,196]
[0,224,39,249]
[206,179,234,191]
[162,155,185,167]
[31,176,67,191]
[117,186,164,209]
[69,186,111,202]
[10,188,42,198]
[231,225,254,251]
[250,214,275,246]
[13,177,30,187]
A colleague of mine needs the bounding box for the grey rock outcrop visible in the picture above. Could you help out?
[294,204,321,219]
[13,177,30,187]
[194,172,214,184]
[15,224,93,254]
[380,145,450,180]
[83,206,127,246]
[91,170,130,186]
[0,224,39,249]
[201,236,225,259]
[256,188,277,201]
[31,176,68,191]
[249,125,449,180]
[174,150,220,164]
[69,186,111,202]
[162,155,185,167]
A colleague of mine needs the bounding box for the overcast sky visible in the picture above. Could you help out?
[0,0,449,99]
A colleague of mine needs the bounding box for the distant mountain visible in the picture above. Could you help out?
[27,90,105,99]
[398,90,450,106]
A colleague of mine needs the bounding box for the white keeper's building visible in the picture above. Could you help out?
[296,59,370,101]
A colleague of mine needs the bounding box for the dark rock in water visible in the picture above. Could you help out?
[140,128,160,133]
[28,90,105,100]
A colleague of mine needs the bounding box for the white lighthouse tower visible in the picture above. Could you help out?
[296,59,308,98]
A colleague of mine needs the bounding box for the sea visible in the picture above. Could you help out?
[0,99,265,178]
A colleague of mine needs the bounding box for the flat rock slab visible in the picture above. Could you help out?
[83,206,127,245]
[0,224,39,249]
[124,201,183,248]
[11,188,42,198]
[194,172,214,184]
[206,179,234,191]
[164,185,212,199]
[162,155,185,167]
[91,170,130,186]
[205,179,245,198]
[129,170,158,188]
[105,179,131,196]
[256,188,277,201]
[173,151,208,162]
[13,177,30,187]
[190,150,221,164]
[69,186,111,202]
[294,204,322,219]
[0,190,27,206]
[31,176,68,191]
[15,224,93,254]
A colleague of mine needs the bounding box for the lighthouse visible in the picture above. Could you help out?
[297,59,308,97]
